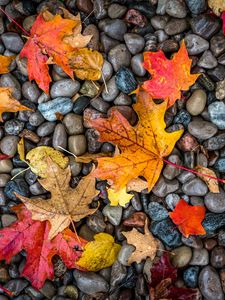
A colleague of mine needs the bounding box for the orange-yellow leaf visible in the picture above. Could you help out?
[0,87,32,122]
[17,138,25,161]
[169,199,206,238]
[108,187,133,207]
[195,165,220,193]
[0,55,15,74]
[88,88,183,191]
[208,0,225,15]
[142,41,200,107]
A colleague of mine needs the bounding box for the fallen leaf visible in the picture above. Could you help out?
[126,178,148,193]
[0,154,11,160]
[108,186,133,207]
[26,146,69,178]
[122,220,158,264]
[169,199,206,238]
[222,12,225,34]
[17,137,25,161]
[15,157,98,239]
[0,87,32,121]
[149,254,200,300]
[75,152,113,163]
[195,165,220,193]
[208,0,225,15]
[88,88,183,191]
[68,48,104,81]
[0,204,87,289]
[0,55,15,74]
[77,233,121,271]
[141,41,200,107]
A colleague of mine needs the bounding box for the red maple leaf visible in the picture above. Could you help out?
[222,12,225,34]
[0,204,87,289]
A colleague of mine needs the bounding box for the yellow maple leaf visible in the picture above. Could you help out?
[108,187,133,207]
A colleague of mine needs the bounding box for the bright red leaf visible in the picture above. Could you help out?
[142,41,200,107]
[0,204,87,289]
[169,199,206,238]
[222,12,225,34]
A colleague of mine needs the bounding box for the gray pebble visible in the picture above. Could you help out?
[63,113,84,135]
[91,97,110,113]
[99,60,113,83]
[37,122,56,137]
[205,189,225,213]
[165,193,180,210]
[190,248,209,266]
[114,93,132,106]
[0,159,13,174]
[124,33,145,55]
[0,136,19,156]
[29,182,47,196]
[197,50,218,69]
[182,178,208,196]
[50,79,80,98]
[203,133,225,151]
[1,32,24,53]
[131,54,146,77]
[110,260,127,287]
[150,15,168,30]
[29,111,45,127]
[102,76,119,102]
[185,34,209,55]
[165,18,188,35]
[108,44,131,72]
[163,154,182,180]
[0,174,10,188]
[188,119,218,140]
[117,244,135,266]
[68,135,87,156]
[166,0,187,18]
[22,82,41,103]
[186,89,207,116]
[104,19,127,41]
[152,176,179,197]
[52,124,67,150]
[0,73,21,100]
[208,101,225,130]
[4,119,24,135]
[172,246,192,268]
[93,0,107,19]
[108,4,127,19]
[102,204,122,226]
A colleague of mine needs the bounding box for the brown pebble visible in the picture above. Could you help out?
[125,9,148,28]
[204,238,217,251]
[123,212,147,228]
[19,129,40,143]
[76,0,93,14]
[177,133,199,152]
[220,269,225,294]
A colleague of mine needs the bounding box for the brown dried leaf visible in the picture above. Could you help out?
[122,220,158,264]
[15,157,98,239]
[195,165,220,193]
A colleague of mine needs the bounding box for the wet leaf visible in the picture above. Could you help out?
[108,186,133,207]
[195,165,220,193]
[0,55,15,74]
[77,233,121,271]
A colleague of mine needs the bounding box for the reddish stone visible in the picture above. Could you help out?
[125,9,148,28]
[204,238,217,251]
[123,212,147,228]
[177,133,199,152]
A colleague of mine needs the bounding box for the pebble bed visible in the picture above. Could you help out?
[0,0,225,299]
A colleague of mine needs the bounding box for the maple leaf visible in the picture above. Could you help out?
[122,220,158,264]
[195,165,220,193]
[141,41,200,107]
[107,187,133,207]
[0,55,15,74]
[149,254,200,300]
[0,204,87,289]
[222,12,225,34]
[0,87,32,121]
[15,158,98,239]
[88,88,183,192]
[77,233,121,271]
[169,199,206,238]
[208,0,225,15]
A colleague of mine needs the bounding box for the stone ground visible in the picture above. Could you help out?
[0,0,225,299]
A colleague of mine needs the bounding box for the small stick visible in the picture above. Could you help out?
[101,71,109,94]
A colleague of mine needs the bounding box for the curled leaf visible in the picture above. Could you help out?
[17,138,25,161]
[195,165,220,193]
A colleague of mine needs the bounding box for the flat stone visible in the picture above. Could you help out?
[190,15,221,40]
[185,34,209,55]
[190,249,209,266]
[209,101,225,130]
[182,178,208,196]
[188,119,218,140]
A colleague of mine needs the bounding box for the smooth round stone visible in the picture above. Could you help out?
[190,15,220,40]
[22,82,41,103]
[166,0,187,18]
[0,159,13,173]
[68,135,87,156]
[147,202,168,221]
[186,89,207,116]
[80,80,99,97]
[173,109,191,127]
[104,19,127,41]
[124,33,145,55]
[205,189,225,213]
[211,35,225,58]
[163,154,182,180]
[182,178,208,196]
[63,113,84,135]
[99,60,113,82]
[131,54,146,77]
[183,266,200,288]
[73,270,109,295]
[165,193,180,210]
[37,92,50,104]
[204,134,225,151]
[0,174,10,188]
[37,122,56,137]
[16,56,28,76]
[102,76,119,102]
[102,204,122,226]
[1,32,24,53]
[199,266,224,300]
[4,178,29,200]
[171,246,192,268]
[110,260,127,287]
[151,218,182,248]
[165,18,188,35]
[38,97,73,121]
[29,182,47,196]
[208,101,225,130]
[152,176,179,197]
[108,4,127,19]
[211,246,225,268]
[115,67,137,94]
[185,34,209,55]
[118,244,136,266]
[114,93,132,106]
[108,44,131,72]
[69,156,82,177]
[91,97,110,113]
[101,33,120,53]
[188,120,218,140]
[197,50,218,69]
[185,0,206,14]
[0,136,19,156]
[29,111,44,127]
[0,74,21,100]
[83,24,99,50]
[4,119,24,135]
[190,249,209,266]
[53,124,67,150]
[215,159,225,173]
[50,79,80,98]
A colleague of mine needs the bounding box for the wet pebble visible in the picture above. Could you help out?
[190,15,221,40]
[211,246,225,269]
[37,122,56,137]
[102,205,122,226]
[163,154,182,180]
[102,76,119,102]
[108,44,131,72]
[0,159,13,173]
[183,266,200,288]
[186,89,207,116]
[4,178,29,200]
[131,54,146,77]
[53,124,67,150]
[124,33,145,55]
[205,189,225,213]
[190,249,209,266]
[4,119,24,135]
[185,0,206,14]
[198,50,218,69]
[108,4,127,19]
[0,136,19,156]
[165,18,188,36]
[1,32,24,53]
[182,178,208,196]
[50,79,80,98]
[214,158,225,173]
[166,0,187,18]
[172,246,192,268]
[115,67,137,94]
[118,244,136,266]
[152,176,179,197]
[147,202,168,221]
[209,101,225,130]
[63,113,84,135]
[0,174,10,188]
[173,109,191,127]
[0,74,21,100]
[185,34,209,55]
[68,135,87,156]
[110,260,127,287]
[104,19,127,41]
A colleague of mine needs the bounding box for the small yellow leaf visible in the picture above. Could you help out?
[26,146,69,178]
[77,233,121,271]
[195,165,221,193]
[108,187,133,207]
[17,138,25,161]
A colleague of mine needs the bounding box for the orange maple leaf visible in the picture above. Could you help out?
[169,199,206,238]
[0,55,15,74]
[142,41,200,107]
[88,88,183,191]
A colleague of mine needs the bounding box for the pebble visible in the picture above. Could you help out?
[108,4,127,19]
[150,15,168,30]
[80,81,99,98]
[182,235,203,249]
[0,159,13,173]
[68,156,82,177]
[114,93,132,106]
[185,34,209,55]
[0,136,19,156]
[0,174,10,188]
[183,266,200,288]
[104,19,127,42]
[101,33,120,53]
[208,65,225,81]
[93,0,107,19]
[205,189,225,213]
[73,270,109,295]
[50,79,80,98]
[4,279,29,296]
[76,0,93,14]
[166,0,187,18]
[4,119,24,135]
[204,133,225,151]
[53,124,67,150]
[165,193,180,210]
[86,129,102,153]
[165,18,188,36]
[29,182,47,195]
[124,33,145,55]
[115,67,137,94]
[86,211,106,233]
[110,260,127,287]
[214,158,225,173]
[151,218,182,248]
[218,231,225,246]
[182,178,208,196]
[209,101,225,130]
[185,0,206,14]
[147,202,168,221]
[186,89,207,116]
[152,176,179,197]
[99,60,113,83]
[1,214,17,227]
[1,32,24,53]
[216,79,225,100]
[190,248,209,266]
[102,204,122,226]
[118,244,136,266]
[102,76,119,102]
[4,178,30,200]
[131,54,146,77]
[125,9,148,28]
[37,122,56,137]
[0,74,21,100]
[123,212,146,228]
[211,246,225,268]
[63,113,84,135]
[172,246,192,268]
[163,154,182,180]
[188,119,218,140]
[173,109,191,127]
[199,266,224,300]
[190,15,221,40]
[108,44,131,72]
[197,50,218,69]
[203,212,225,233]
[68,135,87,156]
[210,35,225,58]
[22,82,41,103]
[40,281,56,299]
[177,133,199,152]
[38,97,73,122]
